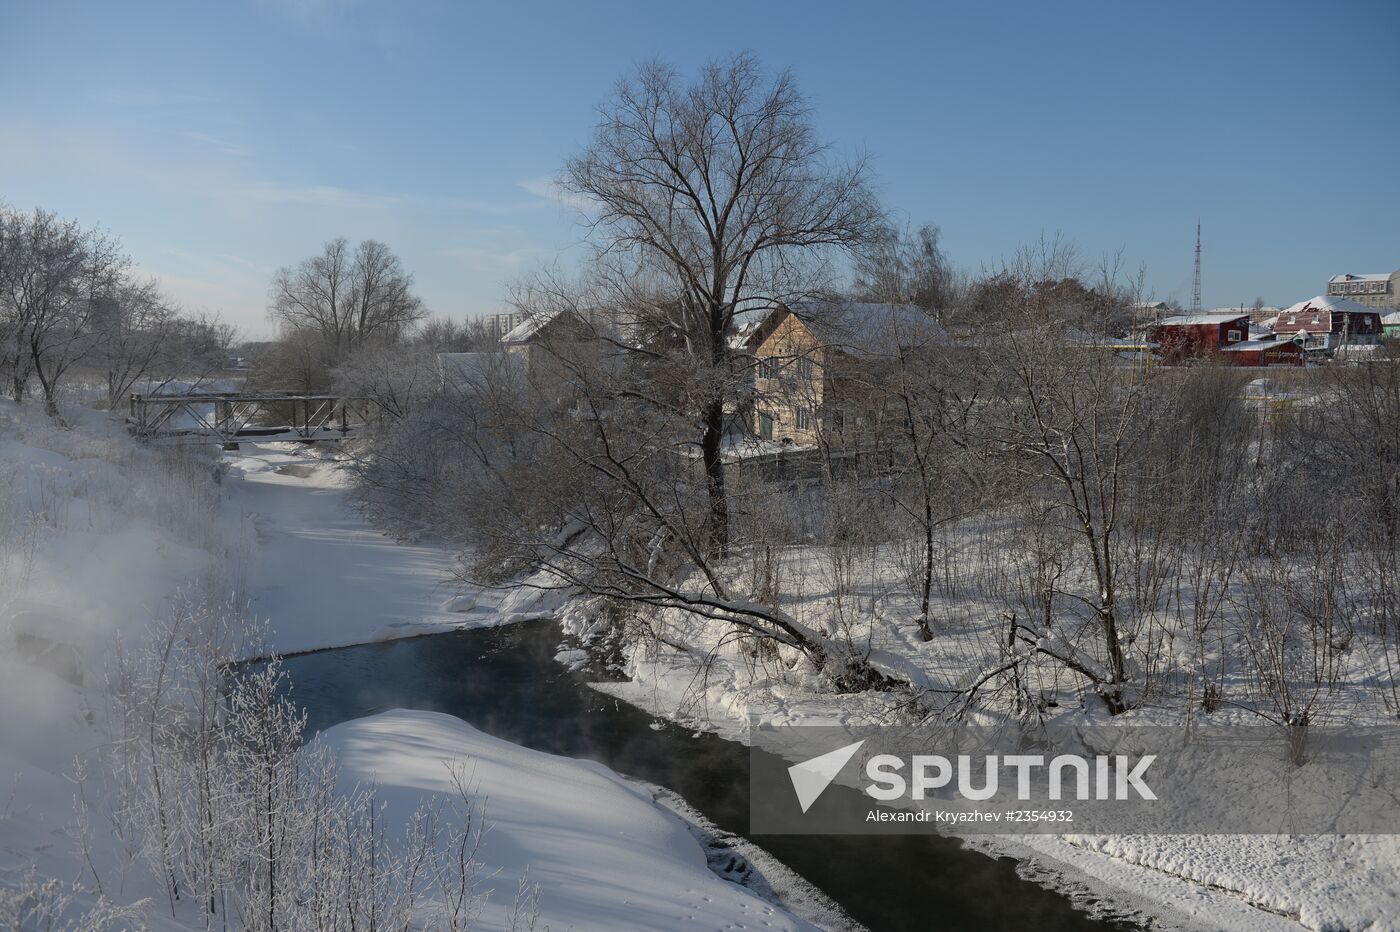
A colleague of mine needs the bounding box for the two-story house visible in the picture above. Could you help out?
[738,301,948,445]
[1274,296,1384,352]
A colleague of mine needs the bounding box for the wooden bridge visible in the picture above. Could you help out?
[128,392,359,445]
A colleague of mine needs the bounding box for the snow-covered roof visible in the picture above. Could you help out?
[1329,272,1393,284]
[791,301,949,355]
[1221,338,1299,353]
[500,310,561,344]
[1157,312,1248,326]
[1280,295,1376,316]
[1334,342,1386,358]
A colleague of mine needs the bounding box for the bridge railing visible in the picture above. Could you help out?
[128,392,358,444]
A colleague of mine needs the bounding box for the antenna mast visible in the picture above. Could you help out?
[1190,220,1202,314]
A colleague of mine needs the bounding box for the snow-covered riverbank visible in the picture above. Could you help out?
[0,409,818,929]
[7,411,1391,932]
[562,579,1400,932]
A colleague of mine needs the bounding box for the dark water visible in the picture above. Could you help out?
[278,622,1138,932]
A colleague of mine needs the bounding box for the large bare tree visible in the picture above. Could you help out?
[562,52,882,557]
[0,207,127,415]
[268,238,424,369]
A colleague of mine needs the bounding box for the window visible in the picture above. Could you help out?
[758,411,773,441]
[795,406,813,431]
[1227,329,1242,343]
[796,356,813,380]
[757,356,778,380]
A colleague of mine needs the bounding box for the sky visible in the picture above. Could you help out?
[2,0,1397,339]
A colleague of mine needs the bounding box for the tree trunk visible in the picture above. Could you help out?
[918,490,934,641]
[702,397,729,559]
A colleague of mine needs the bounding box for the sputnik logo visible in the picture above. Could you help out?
[787,740,865,813]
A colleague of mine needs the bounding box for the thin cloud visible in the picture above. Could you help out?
[240,182,402,210]
[94,86,222,110]
[518,176,593,212]
[181,132,251,158]
[436,244,530,272]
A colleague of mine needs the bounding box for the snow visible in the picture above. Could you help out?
[1157,312,1249,325]
[1328,273,1391,284]
[501,309,562,344]
[7,397,1400,931]
[559,530,1400,932]
[318,710,821,931]
[223,445,470,655]
[0,409,796,929]
[1280,295,1376,315]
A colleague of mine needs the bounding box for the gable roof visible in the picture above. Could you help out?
[501,309,564,344]
[1279,295,1377,317]
[747,301,949,356]
[1156,312,1248,326]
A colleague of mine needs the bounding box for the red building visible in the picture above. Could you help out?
[1274,296,1384,352]
[1149,313,1250,363]
[1220,339,1304,367]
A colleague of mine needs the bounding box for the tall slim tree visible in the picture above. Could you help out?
[562,52,882,557]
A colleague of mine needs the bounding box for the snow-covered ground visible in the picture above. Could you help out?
[320,710,823,931]
[560,543,1400,932]
[0,405,811,930]
[224,443,564,656]
[6,401,1398,932]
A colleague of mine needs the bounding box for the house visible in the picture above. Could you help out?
[739,301,947,445]
[483,312,523,344]
[500,307,608,394]
[1273,296,1384,352]
[1326,269,1400,312]
[1148,313,1251,362]
[1130,300,1172,327]
[1382,311,1400,341]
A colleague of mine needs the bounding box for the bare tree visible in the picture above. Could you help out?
[0,208,126,415]
[974,256,1154,714]
[268,238,425,372]
[562,52,882,557]
[853,222,957,318]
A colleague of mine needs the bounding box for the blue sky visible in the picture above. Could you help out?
[2,0,1397,338]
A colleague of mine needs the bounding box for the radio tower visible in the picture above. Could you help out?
[1190,220,1202,314]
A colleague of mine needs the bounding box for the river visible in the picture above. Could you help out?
[278,620,1138,932]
